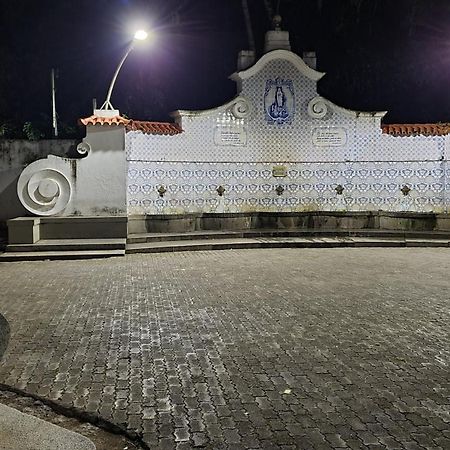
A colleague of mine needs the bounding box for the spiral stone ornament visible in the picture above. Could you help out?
[76,141,91,156]
[231,97,252,119]
[18,166,72,216]
[308,96,328,119]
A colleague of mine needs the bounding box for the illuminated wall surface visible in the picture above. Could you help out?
[126,51,450,215]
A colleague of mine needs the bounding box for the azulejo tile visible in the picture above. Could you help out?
[123,52,448,214]
[416,169,429,178]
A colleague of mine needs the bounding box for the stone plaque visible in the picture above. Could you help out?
[214,126,247,146]
[272,166,288,177]
[312,127,347,147]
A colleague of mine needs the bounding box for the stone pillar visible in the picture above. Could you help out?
[237,50,256,71]
[303,51,317,70]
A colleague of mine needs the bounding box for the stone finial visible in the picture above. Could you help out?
[272,14,282,31]
[264,15,291,53]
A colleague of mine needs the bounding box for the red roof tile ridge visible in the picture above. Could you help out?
[80,115,131,126]
[79,115,182,135]
[382,122,450,136]
[126,120,182,135]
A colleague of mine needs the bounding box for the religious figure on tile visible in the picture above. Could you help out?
[265,78,295,125]
[269,86,289,121]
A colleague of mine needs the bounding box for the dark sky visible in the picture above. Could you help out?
[1,0,450,136]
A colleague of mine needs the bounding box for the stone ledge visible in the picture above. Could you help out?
[8,216,128,242]
[39,216,128,224]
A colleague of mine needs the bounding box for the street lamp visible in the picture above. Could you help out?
[99,29,149,113]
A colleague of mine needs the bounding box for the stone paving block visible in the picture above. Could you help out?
[0,248,449,449]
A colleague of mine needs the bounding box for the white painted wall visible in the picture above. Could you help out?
[73,126,127,215]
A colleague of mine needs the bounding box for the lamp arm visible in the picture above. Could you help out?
[101,42,135,110]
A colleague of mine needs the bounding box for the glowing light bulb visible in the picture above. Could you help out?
[134,30,148,41]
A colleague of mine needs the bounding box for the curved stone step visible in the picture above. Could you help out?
[6,239,126,253]
[0,249,125,262]
[126,237,450,254]
[127,229,450,244]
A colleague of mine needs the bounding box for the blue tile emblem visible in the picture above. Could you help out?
[264,78,295,125]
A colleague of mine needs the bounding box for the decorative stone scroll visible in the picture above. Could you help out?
[17,158,72,216]
[76,141,91,157]
[230,97,253,119]
[307,96,328,119]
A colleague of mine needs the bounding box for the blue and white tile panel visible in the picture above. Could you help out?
[127,161,449,214]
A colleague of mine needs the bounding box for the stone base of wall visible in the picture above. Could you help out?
[7,212,450,244]
[128,211,450,234]
[7,216,128,244]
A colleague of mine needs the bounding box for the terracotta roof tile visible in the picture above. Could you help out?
[127,120,182,135]
[80,115,130,126]
[382,123,450,137]
[80,115,182,135]
[81,115,449,138]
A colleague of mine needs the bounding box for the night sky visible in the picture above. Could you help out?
[1,0,450,138]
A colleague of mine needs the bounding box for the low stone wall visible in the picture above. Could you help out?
[0,140,77,171]
[0,313,10,360]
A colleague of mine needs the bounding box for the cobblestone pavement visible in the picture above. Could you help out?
[0,248,449,449]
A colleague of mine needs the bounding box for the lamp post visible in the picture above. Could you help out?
[99,30,149,113]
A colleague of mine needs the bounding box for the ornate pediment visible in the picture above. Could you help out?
[230,49,325,84]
